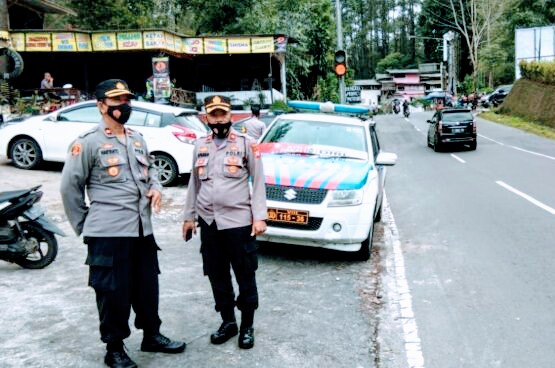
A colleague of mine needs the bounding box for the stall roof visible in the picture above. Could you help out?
[8,0,76,15]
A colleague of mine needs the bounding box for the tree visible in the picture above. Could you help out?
[424,0,514,90]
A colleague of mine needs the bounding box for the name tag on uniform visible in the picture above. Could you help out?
[100,148,120,155]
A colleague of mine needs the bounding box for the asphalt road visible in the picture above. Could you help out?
[0,159,386,368]
[376,111,555,368]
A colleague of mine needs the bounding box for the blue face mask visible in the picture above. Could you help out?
[107,103,132,124]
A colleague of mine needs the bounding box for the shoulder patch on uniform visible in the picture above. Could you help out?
[71,142,82,156]
[251,143,261,159]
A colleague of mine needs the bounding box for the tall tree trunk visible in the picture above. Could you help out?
[0,0,10,75]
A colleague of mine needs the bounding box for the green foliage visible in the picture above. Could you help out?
[519,60,555,85]
[376,52,408,73]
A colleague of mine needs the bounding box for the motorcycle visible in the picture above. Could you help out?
[403,107,410,118]
[0,185,65,269]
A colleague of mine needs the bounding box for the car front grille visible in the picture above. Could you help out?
[266,185,327,204]
[267,217,323,231]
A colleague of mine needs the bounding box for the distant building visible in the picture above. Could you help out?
[353,63,443,104]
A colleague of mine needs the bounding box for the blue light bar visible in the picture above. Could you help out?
[287,101,370,114]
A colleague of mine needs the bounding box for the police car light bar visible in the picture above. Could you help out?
[287,100,370,115]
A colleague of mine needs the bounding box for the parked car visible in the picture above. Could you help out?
[482,84,513,108]
[0,100,209,186]
[256,102,397,260]
[427,108,477,151]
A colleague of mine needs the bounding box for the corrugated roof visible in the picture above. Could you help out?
[353,79,381,86]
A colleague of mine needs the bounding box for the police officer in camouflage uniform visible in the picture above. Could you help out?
[60,79,185,368]
[182,95,267,349]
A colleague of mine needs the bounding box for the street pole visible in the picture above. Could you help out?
[0,0,9,76]
[335,0,345,103]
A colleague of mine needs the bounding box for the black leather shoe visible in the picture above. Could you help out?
[104,350,137,368]
[238,327,255,349]
[141,333,186,354]
[210,321,238,344]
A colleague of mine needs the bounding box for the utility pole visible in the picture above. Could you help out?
[335,0,345,103]
[0,0,9,76]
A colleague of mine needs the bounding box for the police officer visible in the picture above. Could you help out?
[60,79,185,368]
[241,104,266,139]
[182,95,267,349]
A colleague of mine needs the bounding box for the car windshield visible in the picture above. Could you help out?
[169,114,209,132]
[442,112,473,122]
[260,118,368,159]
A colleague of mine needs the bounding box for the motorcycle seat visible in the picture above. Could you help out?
[0,186,41,204]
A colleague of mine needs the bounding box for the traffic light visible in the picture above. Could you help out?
[334,50,347,77]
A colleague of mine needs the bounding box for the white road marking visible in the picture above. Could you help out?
[450,154,466,163]
[496,181,555,215]
[478,134,505,145]
[383,194,426,368]
[479,134,555,161]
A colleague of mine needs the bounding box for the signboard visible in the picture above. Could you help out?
[7,31,287,55]
[25,33,51,51]
[228,38,251,53]
[117,32,142,50]
[10,33,25,51]
[251,37,274,53]
[204,38,227,54]
[92,33,117,51]
[515,26,555,79]
[52,33,77,51]
[144,31,166,49]
[75,33,92,51]
[345,86,362,103]
[152,56,171,103]
[183,38,203,54]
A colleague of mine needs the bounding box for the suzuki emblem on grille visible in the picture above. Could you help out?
[284,189,297,200]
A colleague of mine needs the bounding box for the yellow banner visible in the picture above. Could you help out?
[10,33,25,51]
[52,33,77,51]
[144,31,166,49]
[117,32,142,50]
[251,37,274,53]
[228,38,251,53]
[26,33,51,51]
[204,38,227,54]
[164,33,176,52]
[174,36,183,54]
[183,38,203,54]
[92,33,117,51]
[76,33,92,51]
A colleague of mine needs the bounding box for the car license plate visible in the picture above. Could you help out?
[267,208,309,224]
[452,128,464,133]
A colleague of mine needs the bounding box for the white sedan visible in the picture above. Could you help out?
[0,100,208,186]
[256,102,397,260]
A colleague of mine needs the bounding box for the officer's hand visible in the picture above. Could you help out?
[251,220,267,236]
[182,221,197,240]
[146,189,162,213]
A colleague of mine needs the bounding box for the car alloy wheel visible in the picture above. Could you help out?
[10,137,43,169]
[152,154,178,186]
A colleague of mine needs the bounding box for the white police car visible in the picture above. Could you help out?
[257,101,397,260]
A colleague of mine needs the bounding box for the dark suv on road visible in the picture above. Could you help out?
[427,108,477,151]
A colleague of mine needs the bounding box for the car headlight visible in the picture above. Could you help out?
[328,189,363,207]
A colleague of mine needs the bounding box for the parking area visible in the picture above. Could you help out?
[0,159,385,368]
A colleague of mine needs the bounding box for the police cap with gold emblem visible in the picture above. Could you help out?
[204,95,231,114]
[95,79,135,100]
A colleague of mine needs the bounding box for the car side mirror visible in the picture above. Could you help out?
[376,152,397,166]
[426,120,432,124]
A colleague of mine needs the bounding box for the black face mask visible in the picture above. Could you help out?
[208,122,232,139]
[107,103,132,124]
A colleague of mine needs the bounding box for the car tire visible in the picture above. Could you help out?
[374,200,382,222]
[427,136,433,148]
[433,135,442,152]
[152,154,178,186]
[352,220,374,262]
[469,141,477,151]
[10,137,43,169]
